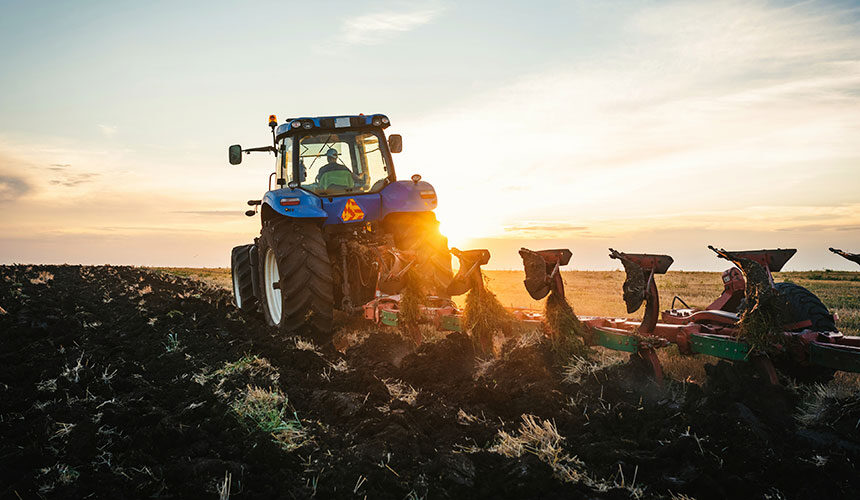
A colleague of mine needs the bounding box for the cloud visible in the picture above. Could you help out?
[341,7,441,45]
[49,172,99,187]
[776,224,860,232]
[171,210,245,217]
[407,0,860,242]
[504,222,589,235]
[0,174,32,202]
[98,124,118,137]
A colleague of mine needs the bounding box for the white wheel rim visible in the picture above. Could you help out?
[264,248,282,325]
[232,269,243,309]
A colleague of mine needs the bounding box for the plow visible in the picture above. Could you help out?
[227,112,860,385]
[362,243,860,385]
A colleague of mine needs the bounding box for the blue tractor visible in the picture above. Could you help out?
[228,114,463,339]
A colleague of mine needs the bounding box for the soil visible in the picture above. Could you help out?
[1,265,858,499]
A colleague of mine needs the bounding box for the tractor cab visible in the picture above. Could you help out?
[229,114,435,228]
[273,114,402,196]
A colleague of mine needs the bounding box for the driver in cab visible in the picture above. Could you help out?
[315,149,364,189]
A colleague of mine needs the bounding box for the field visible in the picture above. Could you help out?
[2,265,859,499]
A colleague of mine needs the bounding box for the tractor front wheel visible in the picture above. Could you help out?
[258,219,334,340]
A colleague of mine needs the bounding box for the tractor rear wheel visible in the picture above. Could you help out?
[231,244,258,313]
[773,281,836,383]
[775,282,836,332]
[258,219,334,340]
[386,212,453,296]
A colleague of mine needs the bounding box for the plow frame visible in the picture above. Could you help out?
[521,246,860,385]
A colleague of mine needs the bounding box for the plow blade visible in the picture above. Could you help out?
[709,246,796,272]
[376,249,414,295]
[608,249,672,329]
[447,248,491,296]
[519,248,572,300]
[830,247,860,267]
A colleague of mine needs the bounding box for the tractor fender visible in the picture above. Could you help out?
[379,180,437,217]
[261,188,328,221]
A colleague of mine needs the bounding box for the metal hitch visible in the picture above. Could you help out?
[519,248,572,300]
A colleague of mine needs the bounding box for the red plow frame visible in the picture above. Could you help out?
[520,246,860,385]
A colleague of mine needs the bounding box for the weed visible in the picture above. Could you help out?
[232,385,309,451]
[164,332,180,353]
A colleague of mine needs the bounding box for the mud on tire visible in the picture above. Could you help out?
[258,218,334,339]
[385,212,453,296]
[231,244,258,313]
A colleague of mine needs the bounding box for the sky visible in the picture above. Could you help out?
[1,0,859,270]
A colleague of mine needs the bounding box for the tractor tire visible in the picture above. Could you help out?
[386,212,454,296]
[258,218,334,340]
[775,282,836,332]
[231,244,258,313]
[773,282,836,383]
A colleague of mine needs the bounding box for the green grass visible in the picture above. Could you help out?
[232,385,308,450]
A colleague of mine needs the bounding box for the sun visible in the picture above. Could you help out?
[434,199,501,250]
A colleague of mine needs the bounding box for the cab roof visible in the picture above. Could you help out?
[275,114,390,137]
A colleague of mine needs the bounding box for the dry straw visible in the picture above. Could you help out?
[463,278,515,356]
[544,292,591,360]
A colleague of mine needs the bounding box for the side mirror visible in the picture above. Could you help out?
[229,144,243,165]
[388,134,402,154]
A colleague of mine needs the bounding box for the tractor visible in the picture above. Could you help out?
[228,114,482,341]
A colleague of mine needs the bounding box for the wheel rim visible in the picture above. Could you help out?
[232,269,243,309]
[264,248,282,325]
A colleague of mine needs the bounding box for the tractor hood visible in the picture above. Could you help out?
[379,179,437,218]
[262,179,437,224]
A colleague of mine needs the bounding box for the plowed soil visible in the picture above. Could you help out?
[1,265,858,499]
